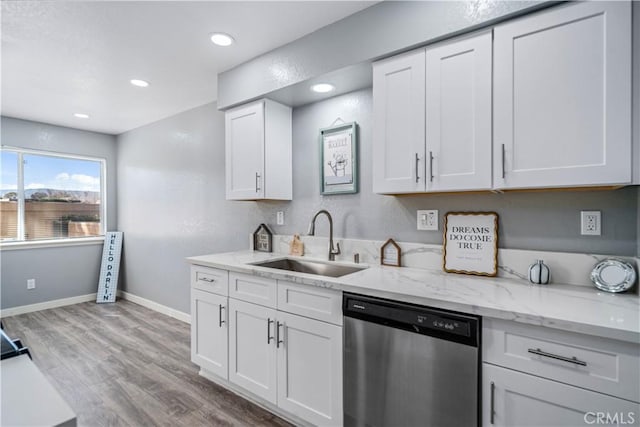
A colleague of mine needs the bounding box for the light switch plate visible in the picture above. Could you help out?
[417,210,438,231]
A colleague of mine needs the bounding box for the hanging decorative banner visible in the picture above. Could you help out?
[96,232,123,303]
[443,212,498,277]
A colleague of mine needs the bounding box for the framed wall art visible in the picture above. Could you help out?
[443,212,498,277]
[319,122,358,195]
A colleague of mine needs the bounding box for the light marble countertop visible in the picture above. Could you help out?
[187,251,640,344]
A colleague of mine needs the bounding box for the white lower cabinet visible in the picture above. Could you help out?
[277,311,342,426]
[225,290,343,426]
[191,288,228,380]
[228,298,278,403]
[483,319,640,427]
[483,364,639,427]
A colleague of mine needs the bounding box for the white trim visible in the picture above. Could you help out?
[118,291,190,324]
[0,293,96,318]
[0,236,105,251]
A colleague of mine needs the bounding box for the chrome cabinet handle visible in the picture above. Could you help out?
[276,321,284,348]
[429,151,434,182]
[527,348,587,366]
[501,144,506,179]
[267,318,274,344]
[415,153,420,183]
[199,277,215,283]
[255,172,261,192]
[218,304,225,327]
[490,381,495,424]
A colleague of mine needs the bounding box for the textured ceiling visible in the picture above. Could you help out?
[1,1,375,135]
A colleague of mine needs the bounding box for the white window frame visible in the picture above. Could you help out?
[0,146,107,248]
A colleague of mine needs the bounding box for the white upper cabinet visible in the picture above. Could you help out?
[373,31,493,194]
[372,49,426,194]
[493,1,632,189]
[225,99,292,200]
[426,31,493,191]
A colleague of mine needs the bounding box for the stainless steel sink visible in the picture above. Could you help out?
[252,258,367,278]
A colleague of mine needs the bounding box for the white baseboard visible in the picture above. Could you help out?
[118,291,190,324]
[0,293,97,318]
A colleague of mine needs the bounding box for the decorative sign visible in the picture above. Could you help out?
[253,223,273,252]
[380,238,401,267]
[443,212,498,277]
[97,232,123,303]
[320,122,358,195]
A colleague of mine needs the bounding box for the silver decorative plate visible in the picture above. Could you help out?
[590,259,637,293]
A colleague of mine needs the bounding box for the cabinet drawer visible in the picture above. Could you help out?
[191,265,228,296]
[483,364,640,427]
[483,319,640,402]
[229,272,277,308]
[277,281,343,326]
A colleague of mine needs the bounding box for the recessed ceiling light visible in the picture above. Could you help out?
[210,32,234,47]
[130,79,149,88]
[74,113,89,119]
[311,83,335,93]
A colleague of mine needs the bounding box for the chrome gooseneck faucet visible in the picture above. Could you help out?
[307,209,341,261]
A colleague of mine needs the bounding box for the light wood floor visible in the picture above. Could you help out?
[2,300,292,427]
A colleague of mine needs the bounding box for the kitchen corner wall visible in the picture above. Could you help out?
[0,117,118,310]
[117,90,638,314]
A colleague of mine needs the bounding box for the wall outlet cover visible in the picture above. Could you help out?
[276,211,284,225]
[581,211,601,236]
[27,279,36,290]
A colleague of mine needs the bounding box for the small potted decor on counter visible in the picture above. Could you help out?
[528,260,550,285]
[253,223,273,253]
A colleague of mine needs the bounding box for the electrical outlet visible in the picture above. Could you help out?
[276,211,284,225]
[27,279,36,290]
[581,211,601,236]
[417,210,438,231]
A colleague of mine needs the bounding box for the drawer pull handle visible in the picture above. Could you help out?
[501,144,506,179]
[218,305,225,327]
[490,381,495,424]
[199,277,216,283]
[429,151,434,182]
[415,153,420,183]
[267,318,274,344]
[527,348,587,366]
[276,321,284,348]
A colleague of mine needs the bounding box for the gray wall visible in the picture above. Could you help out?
[0,116,117,309]
[218,0,549,108]
[117,103,271,314]
[117,90,638,314]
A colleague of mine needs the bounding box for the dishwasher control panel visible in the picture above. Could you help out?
[416,314,470,337]
[344,293,479,346]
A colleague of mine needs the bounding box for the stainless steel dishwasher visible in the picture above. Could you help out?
[343,293,480,427]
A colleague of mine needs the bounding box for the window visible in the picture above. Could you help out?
[1,147,105,242]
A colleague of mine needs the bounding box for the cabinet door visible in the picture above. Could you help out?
[372,49,426,194]
[191,289,228,379]
[494,2,632,189]
[225,101,265,199]
[228,298,277,404]
[426,31,492,191]
[483,364,640,427]
[276,312,343,426]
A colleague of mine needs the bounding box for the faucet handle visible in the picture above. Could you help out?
[332,242,341,256]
